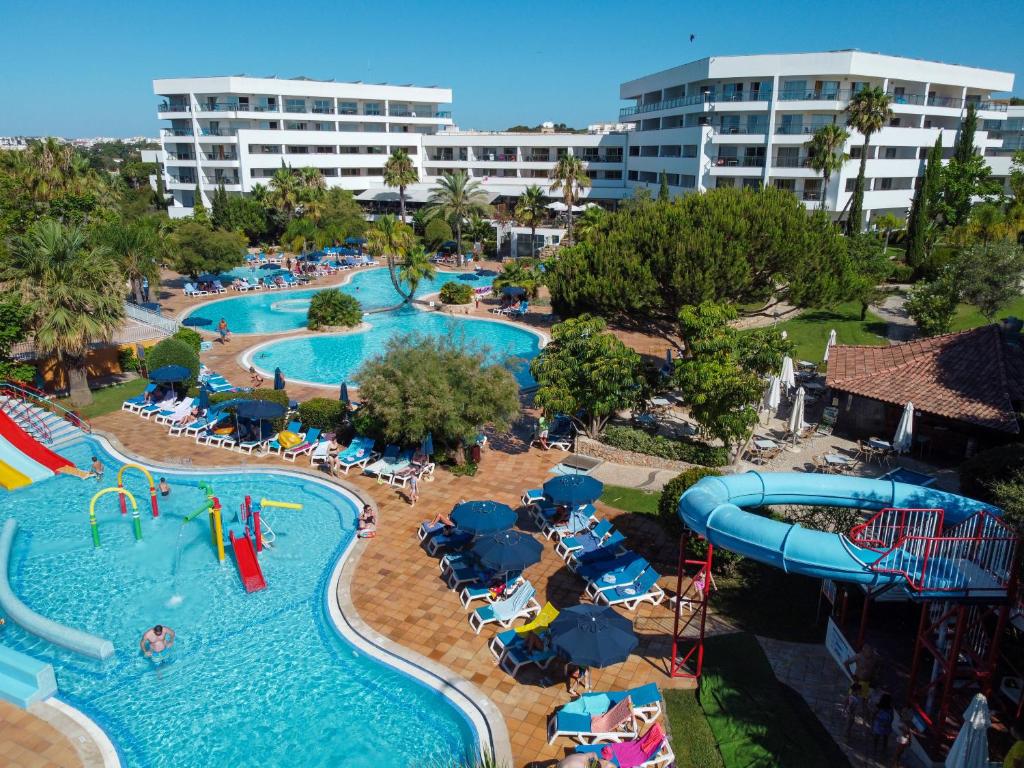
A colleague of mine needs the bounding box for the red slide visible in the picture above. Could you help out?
[0,410,71,472]
[230,532,267,593]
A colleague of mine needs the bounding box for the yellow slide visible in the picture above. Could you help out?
[0,459,32,490]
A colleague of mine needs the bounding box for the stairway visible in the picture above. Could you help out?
[0,395,84,449]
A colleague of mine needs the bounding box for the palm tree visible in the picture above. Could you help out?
[873,212,904,251]
[422,171,493,266]
[806,124,850,211]
[366,214,416,300]
[6,220,125,405]
[298,166,326,192]
[572,206,607,242]
[464,213,494,258]
[845,87,894,234]
[269,167,301,217]
[100,219,163,305]
[549,154,592,241]
[514,185,546,259]
[492,260,541,300]
[398,244,437,302]
[383,148,419,222]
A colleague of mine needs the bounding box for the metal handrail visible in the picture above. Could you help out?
[2,393,50,442]
[123,302,180,334]
[0,381,91,434]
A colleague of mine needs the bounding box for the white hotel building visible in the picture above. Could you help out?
[150,51,1015,232]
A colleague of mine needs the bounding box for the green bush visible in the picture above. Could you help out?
[960,443,1024,504]
[658,467,743,573]
[307,289,362,331]
[424,218,453,249]
[602,426,729,467]
[172,326,202,354]
[439,281,474,305]
[145,338,199,386]
[297,397,347,432]
[118,347,140,373]
[887,262,914,283]
[208,388,290,432]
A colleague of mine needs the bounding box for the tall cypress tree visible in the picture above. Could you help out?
[905,136,943,267]
[211,183,228,229]
[953,102,978,165]
[658,170,670,202]
[192,183,209,225]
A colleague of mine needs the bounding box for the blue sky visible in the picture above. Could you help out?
[2,0,1022,137]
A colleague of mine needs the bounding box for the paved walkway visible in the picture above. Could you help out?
[870,289,916,343]
[0,700,92,768]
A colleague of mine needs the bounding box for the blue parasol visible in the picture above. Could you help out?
[439,240,458,252]
[471,530,542,573]
[197,273,220,284]
[543,475,604,507]
[234,400,286,420]
[450,500,516,535]
[273,368,285,390]
[548,605,638,668]
[339,382,350,404]
[500,286,527,298]
[149,365,192,383]
[344,236,366,245]
[259,263,280,271]
[181,316,212,327]
[197,385,210,411]
[420,432,434,456]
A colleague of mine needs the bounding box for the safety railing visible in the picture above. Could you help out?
[849,507,944,551]
[0,390,51,443]
[2,380,90,433]
[123,302,180,334]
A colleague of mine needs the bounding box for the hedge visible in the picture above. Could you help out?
[172,326,202,354]
[297,397,348,432]
[439,281,474,305]
[145,338,199,386]
[601,426,729,467]
[308,289,362,331]
[960,443,1024,504]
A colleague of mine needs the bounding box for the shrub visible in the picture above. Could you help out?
[208,388,290,432]
[601,426,729,467]
[118,347,140,373]
[307,289,362,331]
[298,397,347,432]
[145,338,199,386]
[886,262,914,283]
[172,326,202,354]
[424,218,453,249]
[960,443,1024,504]
[439,281,474,305]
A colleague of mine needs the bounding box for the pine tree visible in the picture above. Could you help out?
[953,102,978,165]
[192,184,209,225]
[905,136,943,267]
[211,183,228,229]
[658,170,670,202]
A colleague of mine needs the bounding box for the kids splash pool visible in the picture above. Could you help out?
[245,307,543,388]
[183,268,496,335]
[0,438,480,767]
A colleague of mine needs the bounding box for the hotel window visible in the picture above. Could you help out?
[845,178,857,192]
[849,147,863,159]
[363,103,381,116]
[773,179,796,192]
[680,174,696,188]
[889,117,902,127]
[742,178,760,190]
[884,147,898,159]
[339,102,358,115]
[682,145,697,158]
[285,99,306,113]
[716,178,735,188]
[878,178,894,191]
[781,80,807,99]
[605,170,622,180]
[629,146,640,156]
[814,80,840,99]
[313,99,333,114]
[627,170,638,181]
[851,81,870,95]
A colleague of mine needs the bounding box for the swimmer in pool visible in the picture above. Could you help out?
[158,478,170,497]
[140,624,175,660]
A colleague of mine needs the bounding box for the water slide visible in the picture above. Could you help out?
[677,471,994,586]
[0,410,72,489]
[229,532,267,592]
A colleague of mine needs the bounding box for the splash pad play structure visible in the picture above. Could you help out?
[673,471,1020,744]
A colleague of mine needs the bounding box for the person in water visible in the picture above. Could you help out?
[140,624,175,660]
[158,478,170,497]
[89,456,104,479]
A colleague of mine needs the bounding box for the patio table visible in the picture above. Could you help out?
[867,438,892,451]
[824,453,854,467]
[753,438,779,450]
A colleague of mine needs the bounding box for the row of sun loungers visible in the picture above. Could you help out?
[362,443,435,486]
[183,281,227,296]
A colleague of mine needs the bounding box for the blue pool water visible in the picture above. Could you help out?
[249,307,541,388]
[184,268,495,335]
[0,439,476,767]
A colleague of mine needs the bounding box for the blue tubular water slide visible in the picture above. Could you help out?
[677,472,995,586]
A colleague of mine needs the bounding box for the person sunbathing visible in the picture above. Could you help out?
[357,505,377,538]
[249,367,264,387]
[427,510,456,529]
[176,406,203,427]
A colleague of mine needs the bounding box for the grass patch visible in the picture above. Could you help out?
[701,633,851,768]
[949,295,1024,332]
[599,484,661,516]
[58,379,147,419]
[767,301,887,363]
[664,688,725,768]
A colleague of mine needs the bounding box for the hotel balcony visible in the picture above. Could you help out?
[157,102,191,114]
[619,90,770,119]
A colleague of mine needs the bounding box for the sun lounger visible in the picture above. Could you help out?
[310,440,331,466]
[468,582,541,634]
[237,424,274,455]
[548,685,663,745]
[555,518,614,559]
[282,428,321,461]
[391,452,434,487]
[168,411,213,437]
[266,421,303,454]
[521,487,545,506]
[544,505,599,542]
[122,384,156,413]
[574,551,646,584]
[425,529,473,556]
[335,436,377,473]
[211,280,227,294]
[549,695,637,745]
[197,426,232,447]
[567,531,628,572]
[583,557,651,600]
[489,602,559,661]
[573,722,673,768]
[138,396,176,420]
[363,444,399,477]
[154,397,194,426]
[459,573,522,608]
[593,568,666,611]
[183,282,207,296]
[498,632,557,677]
[379,448,414,483]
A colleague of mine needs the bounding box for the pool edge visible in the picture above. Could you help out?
[33,698,121,768]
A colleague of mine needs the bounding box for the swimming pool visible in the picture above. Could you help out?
[0,439,477,767]
[247,307,542,388]
[183,268,496,335]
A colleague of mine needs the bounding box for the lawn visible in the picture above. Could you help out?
[766,301,888,363]
[57,378,147,419]
[599,484,661,516]
[949,295,1024,332]
[664,689,725,768]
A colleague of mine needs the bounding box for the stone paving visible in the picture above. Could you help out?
[0,701,89,767]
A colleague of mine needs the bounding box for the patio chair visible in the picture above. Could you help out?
[122,384,156,413]
[237,423,274,455]
[816,406,838,436]
[574,550,646,584]
[310,440,331,466]
[234,278,254,292]
[549,685,662,747]
[138,395,177,420]
[812,454,834,474]
[583,557,651,600]
[488,602,560,660]
[547,695,637,745]
[378,448,414,484]
[468,582,541,634]
[335,436,377,474]
[391,453,434,487]
[282,428,321,461]
[154,397,194,426]
[573,722,673,768]
[266,421,304,454]
[168,410,215,437]
[593,568,666,611]
[425,528,473,556]
[554,518,613,558]
[521,487,545,506]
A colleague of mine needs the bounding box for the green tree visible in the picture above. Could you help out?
[954,102,979,165]
[383,148,418,221]
[423,171,493,266]
[492,260,541,300]
[658,170,670,202]
[572,205,607,242]
[0,297,36,383]
[905,267,959,336]
[957,241,1024,321]
[1009,149,1024,202]
[807,123,850,211]
[355,333,519,464]
[145,337,200,386]
[4,220,125,405]
[847,234,894,320]
[210,183,229,228]
[191,184,208,225]
[464,213,495,257]
[514,184,546,258]
[845,87,893,234]
[530,314,643,437]
[674,301,793,463]
[318,188,366,239]
[269,166,302,218]
[423,218,453,250]
[940,153,999,229]
[905,136,943,267]
[307,290,363,330]
[872,212,903,252]
[397,244,437,301]
[169,222,246,278]
[549,154,591,240]
[214,195,268,242]
[99,219,163,305]
[366,214,416,300]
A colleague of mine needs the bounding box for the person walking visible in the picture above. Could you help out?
[217,318,230,344]
[408,473,419,506]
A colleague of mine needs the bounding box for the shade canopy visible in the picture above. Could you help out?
[273,368,285,390]
[779,356,796,390]
[297,252,322,262]
[548,605,638,668]
[450,500,517,535]
[788,386,807,442]
[339,382,350,404]
[235,400,286,421]
[471,530,543,573]
[197,385,210,411]
[823,328,837,362]
[421,432,434,456]
[500,286,527,298]
[149,365,192,383]
[543,475,604,507]
[181,316,212,328]
[547,201,568,212]
[763,375,781,413]
[196,273,220,283]
[259,263,280,271]
[439,240,459,251]
[893,402,915,454]
[945,694,990,768]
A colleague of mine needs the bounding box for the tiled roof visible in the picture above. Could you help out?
[825,325,1024,434]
